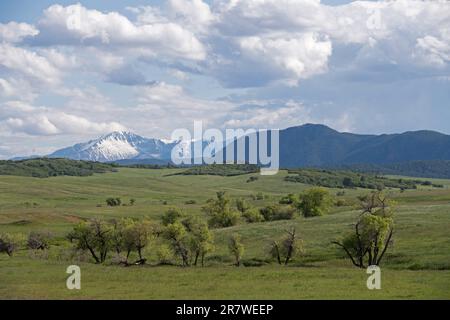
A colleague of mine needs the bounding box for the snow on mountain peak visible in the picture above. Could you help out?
[49,131,177,162]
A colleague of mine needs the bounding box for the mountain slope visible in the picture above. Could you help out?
[49,131,179,162]
[40,124,450,173]
[278,125,450,167]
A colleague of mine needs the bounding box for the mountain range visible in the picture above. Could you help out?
[20,124,450,170]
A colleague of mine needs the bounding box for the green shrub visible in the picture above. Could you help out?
[242,208,265,223]
[259,205,296,221]
[297,188,333,217]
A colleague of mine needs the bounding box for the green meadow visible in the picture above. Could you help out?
[0,168,449,299]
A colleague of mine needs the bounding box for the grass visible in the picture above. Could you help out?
[1,168,450,299]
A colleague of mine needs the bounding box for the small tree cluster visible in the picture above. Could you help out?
[67,218,154,265]
[236,198,264,223]
[203,192,240,228]
[162,208,214,267]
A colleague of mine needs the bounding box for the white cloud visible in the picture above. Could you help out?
[0,43,62,85]
[0,22,39,43]
[35,4,206,60]
[0,101,126,136]
[237,33,332,86]
[415,36,450,67]
[166,0,214,32]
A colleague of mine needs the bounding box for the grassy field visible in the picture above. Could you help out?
[0,168,449,299]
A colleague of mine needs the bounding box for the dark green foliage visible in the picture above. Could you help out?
[246,176,259,183]
[337,160,450,179]
[259,205,296,221]
[0,158,116,178]
[285,169,423,190]
[106,197,122,207]
[176,164,259,176]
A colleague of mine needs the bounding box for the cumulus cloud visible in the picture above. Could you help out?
[33,4,206,60]
[0,101,126,136]
[0,22,39,43]
[0,43,62,85]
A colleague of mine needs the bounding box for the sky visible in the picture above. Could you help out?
[0,0,449,158]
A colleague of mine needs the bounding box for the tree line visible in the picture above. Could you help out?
[0,190,395,269]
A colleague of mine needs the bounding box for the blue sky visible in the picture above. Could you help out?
[0,0,449,158]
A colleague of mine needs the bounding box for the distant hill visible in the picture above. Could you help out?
[0,158,117,178]
[335,160,450,179]
[278,124,450,167]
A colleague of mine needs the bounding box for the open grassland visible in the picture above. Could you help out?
[0,168,449,299]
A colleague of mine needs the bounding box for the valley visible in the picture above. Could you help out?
[0,166,449,299]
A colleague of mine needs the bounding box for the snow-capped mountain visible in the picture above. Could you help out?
[49,131,181,162]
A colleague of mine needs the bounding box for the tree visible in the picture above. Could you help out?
[228,234,244,266]
[163,221,190,267]
[236,198,251,214]
[110,218,154,265]
[333,191,394,268]
[202,192,240,228]
[183,216,214,267]
[297,187,333,217]
[270,228,303,265]
[27,231,52,250]
[67,219,112,264]
[110,218,134,264]
[129,220,154,264]
[162,207,185,226]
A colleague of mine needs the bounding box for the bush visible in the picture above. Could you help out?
[259,205,296,221]
[203,192,241,228]
[0,233,23,256]
[297,188,333,217]
[279,193,297,205]
[246,176,259,183]
[156,244,174,265]
[27,231,52,250]
[242,208,265,223]
[106,197,121,207]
